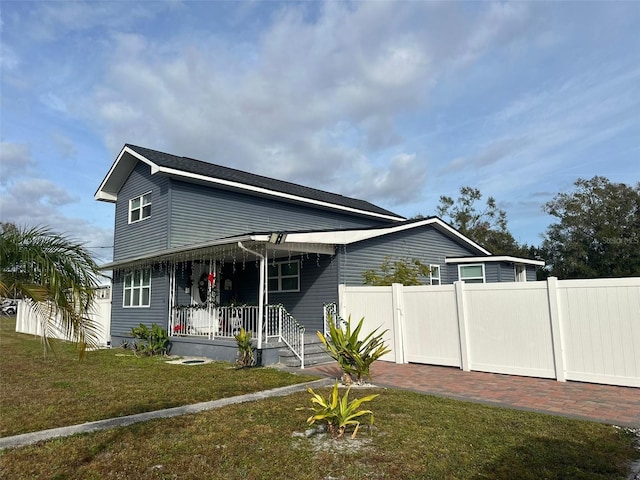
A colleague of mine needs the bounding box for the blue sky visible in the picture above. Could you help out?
[1,1,638,264]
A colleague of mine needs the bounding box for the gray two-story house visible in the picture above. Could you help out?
[96,144,543,366]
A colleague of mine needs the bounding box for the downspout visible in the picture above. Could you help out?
[237,242,265,349]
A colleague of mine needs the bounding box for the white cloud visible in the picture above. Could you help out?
[0,140,113,262]
[88,2,539,207]
[0,142,35,184]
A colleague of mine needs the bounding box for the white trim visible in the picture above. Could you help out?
[284,218,491,255]
[458,264,485,284]
[96,145,404,221]
[515,264,527,282]
[123,269,151,308]
[94,146,159,202]
[268,259,300,293]
[155,164,403,222]
[429,264,441,285]
[446,255,545,267]
[128,191,152,224]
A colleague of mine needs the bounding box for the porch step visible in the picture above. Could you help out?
[277,334,333,368]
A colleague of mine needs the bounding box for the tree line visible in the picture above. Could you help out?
[434,176,640,279]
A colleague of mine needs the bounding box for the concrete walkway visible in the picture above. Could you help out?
[306,362,640,428]
[0,378,332,450]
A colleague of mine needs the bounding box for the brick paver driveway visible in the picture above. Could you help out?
[307,362,640,428]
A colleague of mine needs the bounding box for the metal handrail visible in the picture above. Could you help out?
[323,302,345,336]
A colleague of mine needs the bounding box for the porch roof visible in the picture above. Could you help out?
[445,255,545,267]
[100,217,500,270]
[99,233,336,270]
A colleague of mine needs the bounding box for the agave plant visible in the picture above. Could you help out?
[317,315,390,385]
[300,380,379,439]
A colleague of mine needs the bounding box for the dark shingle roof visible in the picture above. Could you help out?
[126,144,402,219]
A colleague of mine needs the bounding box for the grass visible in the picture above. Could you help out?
[1,317,638,479]
[0,317,317,436]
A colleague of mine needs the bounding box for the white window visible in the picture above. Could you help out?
[429,264,441,285]
[268,260,299,293]
[459,264,485,283]
[515,264,527,282]
[123,269,151,307]
[129,192,151,223]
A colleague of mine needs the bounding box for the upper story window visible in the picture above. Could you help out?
[268,260,300,293]
[459,264,485,284]
[429,265,441,285]
[123,269,151,307]
[129,192,151,223]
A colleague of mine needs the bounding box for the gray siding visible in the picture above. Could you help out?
[526,265,538,281]
[484,264,501,283]
[268,254,338,333]
[113,162,170,262]
[168,179,389,248]
[110,266,170,338]
[496,263,512,282]
[337,226,479,286]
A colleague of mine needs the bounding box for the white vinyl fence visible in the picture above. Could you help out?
[15,290,112,347]
[337,277,640,388]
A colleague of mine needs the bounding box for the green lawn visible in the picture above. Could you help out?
[0,316,317,436]
[0,316,637,479]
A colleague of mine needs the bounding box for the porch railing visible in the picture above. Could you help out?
[170,305,260,339]
[266,305,305,368]
[323,302,345,337]
[170,304,306,368]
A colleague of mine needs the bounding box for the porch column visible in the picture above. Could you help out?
[257,254,265,349]
[168,263,176,334]
[237,242,265,349]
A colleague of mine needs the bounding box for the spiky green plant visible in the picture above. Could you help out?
[299,380,379,439]
[234,327,255,367]
[317,315,390,385]
[130,323,170,356]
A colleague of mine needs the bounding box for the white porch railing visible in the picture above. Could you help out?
[266,305,305,368]
[170,304,306,368]
[170,305,259,339]
[322,302,345,337]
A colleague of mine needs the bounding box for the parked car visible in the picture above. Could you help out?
[1,299,18,316]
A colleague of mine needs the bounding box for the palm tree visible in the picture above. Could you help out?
[0,223,103,355]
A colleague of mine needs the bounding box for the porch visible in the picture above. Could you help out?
[169,304,305,365]
[167,302,340,368]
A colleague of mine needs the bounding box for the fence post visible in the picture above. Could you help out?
[454,281,471,371]
[391,283,406,364]
[338,284,347,321]
[546,277,566,382]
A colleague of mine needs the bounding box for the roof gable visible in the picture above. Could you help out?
[282,217,492,255]
[95,144,403,221]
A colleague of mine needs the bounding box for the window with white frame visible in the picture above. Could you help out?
[123,269,151,307]
[268,260,300,293]
[129,192,151,223]
[458,264,485,283]
[429,264,441,285]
